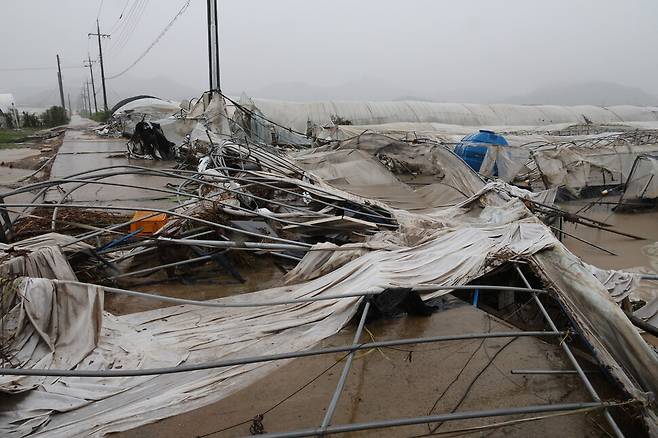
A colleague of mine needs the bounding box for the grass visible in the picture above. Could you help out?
[0,128,41,146]
[80,111,110,123]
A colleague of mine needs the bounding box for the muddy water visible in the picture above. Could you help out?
[105,257,287,315]
[0,147,40,163]
[557,199,658,301]
[0,167,33,184]
[558,201,658,271]
[117,299,613,438]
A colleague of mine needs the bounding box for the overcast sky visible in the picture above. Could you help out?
[1,0,657,106]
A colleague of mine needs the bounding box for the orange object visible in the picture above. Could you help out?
[130,211,168,235]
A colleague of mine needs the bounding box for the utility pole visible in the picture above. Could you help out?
[56,54,66,111]
[89,20,110,112]
[81,88,87,114]
[85,81,93,116]
[67,94,72,116]
[84,54,98,113]
[206,0,221,92]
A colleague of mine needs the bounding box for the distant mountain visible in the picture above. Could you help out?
[110,75,202,103]
[238,77,413,102]
[13,88,58,108]
[11,75,202,109]
[506,81,658,106]
[13,77,656,109]
[235,79,658,107]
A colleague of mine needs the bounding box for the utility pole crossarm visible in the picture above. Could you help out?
[83,55,99,113]
[88,19,110,113]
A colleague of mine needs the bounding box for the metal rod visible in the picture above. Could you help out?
[53,281,546,309]
[548,225,617,255]
[108,253,215,279]
[320,301,370,433]
[510,369,596,375]
[256,402,609,438]
[513,264,624,438]
[1,203,314,248]
[43,175,354,233]
[0,330,563,377]
[2,163,394,225]
[155,237,309,252]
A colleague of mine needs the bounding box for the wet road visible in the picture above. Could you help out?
[45,115,179,210]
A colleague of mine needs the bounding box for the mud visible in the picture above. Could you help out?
[116,298,616,438]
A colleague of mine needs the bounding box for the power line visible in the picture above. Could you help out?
[110,0,150,56]
[107,0,192,80]
[96,0,105,19]
[107,0,147,55]
[0,66,85,72]
[108,0,133,34]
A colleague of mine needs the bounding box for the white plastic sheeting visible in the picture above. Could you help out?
[248,98,658,133]
[293,134,486,210]
[2,149,658,436]
[531,141,658,195]
[112,97,180,116]
[2,183,658,436]
[620,155,658,202]
[2,197,572,437]
[0,93,20,128]
[480,145,531,182]
[0,233,92,281]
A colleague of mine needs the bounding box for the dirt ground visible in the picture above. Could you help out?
[114,298,620,438]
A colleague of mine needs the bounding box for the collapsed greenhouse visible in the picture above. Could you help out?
[0,93,657,437]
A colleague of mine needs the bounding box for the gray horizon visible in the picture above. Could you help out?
[1,0,657,108]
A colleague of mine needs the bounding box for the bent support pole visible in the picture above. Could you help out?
[513,264,624,438]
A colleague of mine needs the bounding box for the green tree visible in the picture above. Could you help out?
[40,106,69,128]
[22,111,42,128]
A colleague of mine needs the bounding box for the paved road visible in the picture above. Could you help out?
[45,116,178,210]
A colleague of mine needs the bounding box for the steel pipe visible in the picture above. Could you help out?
[255,402,610,438]
[510,369,596,375]
[320,301,370,432]
[1,203,313,248]
[53,281,547,309]
[0,330,563,378]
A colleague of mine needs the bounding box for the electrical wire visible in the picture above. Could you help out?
[96,0,105,19]
[0,66,84,72]
[429,335,519,433]
[425,318,490,433]
[106,0,143,54]
[197,351,353,437]
[106,0,146,56]
[106,0,191,79]
[108,0,132,34]
[109,0,150,56]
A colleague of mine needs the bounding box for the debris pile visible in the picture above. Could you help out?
[1,94,657,437]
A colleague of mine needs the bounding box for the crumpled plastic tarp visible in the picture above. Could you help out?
[1,154,657,436]
[0,199,564,437]
[621,155,658,202]
[531,142,658,195]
